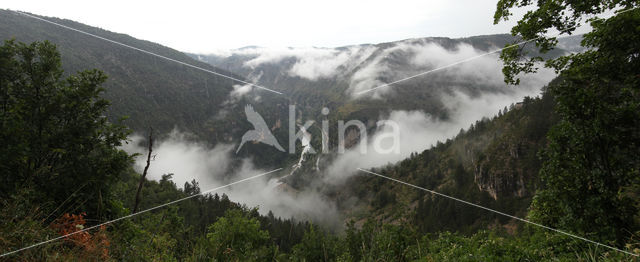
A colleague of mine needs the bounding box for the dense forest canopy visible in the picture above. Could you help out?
[495,0,640,245]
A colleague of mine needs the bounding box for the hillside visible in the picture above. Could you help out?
[2,2,639,260]
[332,88,558,234]
[0,9,579,172]
[190,34,578,173]
[0,9,576,230]
[191,34,576,121]
[0,9,251,141]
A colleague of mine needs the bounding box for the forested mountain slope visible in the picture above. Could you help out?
[0,9,579,171]
[191,34,579,172]
[333,87,558,234]
[2,2,639,259]
[192,34,577,122]
[0,9,249,141]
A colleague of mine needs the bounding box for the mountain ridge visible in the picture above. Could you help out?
[0,9,249,141]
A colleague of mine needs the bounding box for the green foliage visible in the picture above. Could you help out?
[108,207,183,261]
[338,93,557,235]
[0,40,309,261]
[493,0,638,85]
[107,169,309,261]
[339,220,638,261]
[3,3,640,260]
[0,39,132,219]
[0,192,64,261]
[0,9,233,132]
[291,225,342,262]
[496,1,640,245]
[204,209,273,261]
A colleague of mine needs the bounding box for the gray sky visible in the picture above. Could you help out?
[3,0,533,53]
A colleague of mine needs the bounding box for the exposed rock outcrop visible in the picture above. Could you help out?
[473,140,531,200]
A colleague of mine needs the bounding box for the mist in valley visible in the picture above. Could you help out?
[124,40,556,226]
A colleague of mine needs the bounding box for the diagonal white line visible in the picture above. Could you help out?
[355,41,530,95]
[12,10,283,95]
[355,7,638,95]
[357,168,639,257]
[0,168,283,258]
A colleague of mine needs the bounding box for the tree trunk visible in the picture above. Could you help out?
[133,128,153,214]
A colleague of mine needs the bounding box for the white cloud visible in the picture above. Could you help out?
[288,50,351,80]
[225,71,263,102]
[236,46,377,81]
[213,39,555,101]
[217,160,341,226]
[121,129,340,225]
[346,39,557,98]
[408,42,508,86]
[122,130,233,188]
[230,83,254,98]
[347,41,505,97]
[348,45,398,97]
[325,70,554,182]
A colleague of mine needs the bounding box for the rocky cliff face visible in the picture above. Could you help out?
[335,94,557,234]
[470,95,557,201]
[473,141,529,200]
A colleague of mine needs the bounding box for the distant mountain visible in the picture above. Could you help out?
[191,34,582,229]
[0,9,253,141]
[191,34,579,114]
[190,34,579,229]
[0,8,582,174]
[188,35,578,172]
[0,9,581,235]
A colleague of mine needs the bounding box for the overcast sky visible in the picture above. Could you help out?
[3,0,533,53]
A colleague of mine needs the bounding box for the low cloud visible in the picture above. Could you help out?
[122,129,340,225]
[230,83,254,99]
[208,39,560,101]
[227,71,263,101]
[288,50,351,80]
[122,130,234,188]
[348,46,397,97]
[223,46,377,81]
[409,42,505,86]
[218,160,341,227]
[348,41,514,97]
[126,40,558,225]
[324,41,556,179]
[324,82,551,183]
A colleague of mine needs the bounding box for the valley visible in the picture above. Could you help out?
[1,3,639,260]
